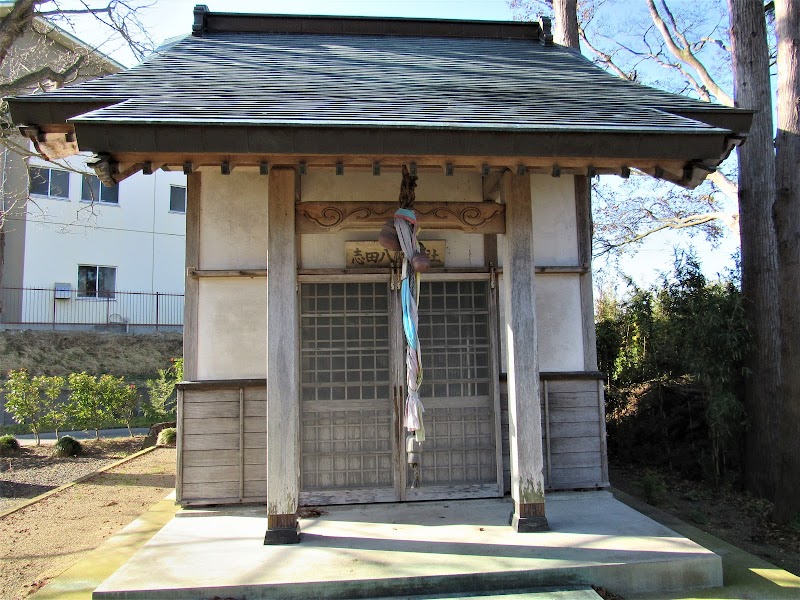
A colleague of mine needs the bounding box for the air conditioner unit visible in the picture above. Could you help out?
[54,282,72,299]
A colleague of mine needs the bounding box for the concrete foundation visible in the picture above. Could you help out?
[93,492,722,599]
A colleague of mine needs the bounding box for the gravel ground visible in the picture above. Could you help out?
[0,437,144,514]
[0,445,175,600]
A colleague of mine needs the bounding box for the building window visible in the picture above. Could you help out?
[29,167,69,198]
[81,175,119,204]
[169,185,186,213]
[77,265,116,299]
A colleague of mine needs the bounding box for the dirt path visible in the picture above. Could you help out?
[0,447,176,600]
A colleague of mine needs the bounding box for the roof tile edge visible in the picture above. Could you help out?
[190,4,542,41]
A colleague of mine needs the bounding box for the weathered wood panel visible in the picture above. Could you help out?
[183,400,240,419]
[296,201,505,234]
[179,383,269,505]
[500,375,608,493]
[183,449,239,467]
[182,481,239,500]
[183,417,240,435]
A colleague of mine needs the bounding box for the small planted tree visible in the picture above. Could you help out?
[145,358,183,421]
[3,369,45,445]
[102,375,139,437]
[35,375,67,439]
[67,372,109,439]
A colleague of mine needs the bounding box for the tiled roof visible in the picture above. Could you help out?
[15,30,738,134]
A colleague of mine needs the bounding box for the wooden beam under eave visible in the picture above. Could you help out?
[296,201,506,234]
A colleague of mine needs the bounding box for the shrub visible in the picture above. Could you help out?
[36,375,67,438]
[0,434,20,455]
[156,427,177,446]
[3,369,47,445]
[99,375,138,437]
[68,372,110,438]
[145,358,183,421]
[52,435,82,457]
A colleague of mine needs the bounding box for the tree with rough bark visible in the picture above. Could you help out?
[771,0,800,523]
[510,0,785,503]
[727,0,781,501]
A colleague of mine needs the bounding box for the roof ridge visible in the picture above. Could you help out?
[190,4,546,42]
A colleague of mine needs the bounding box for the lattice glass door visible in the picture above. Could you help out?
[408,279,502,499]
[299,281,397,505]
[299,276,501,505]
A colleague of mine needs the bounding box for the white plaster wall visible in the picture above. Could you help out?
[196,278,267,379]
[21,155,186,295]
[535,275,584,371]
[301,171,482,203]
[496,175,578,268]
[498,273,585,372]
[198,169,268,270]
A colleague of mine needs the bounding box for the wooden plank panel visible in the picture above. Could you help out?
[546,379,599,394]
[183,433,239,451]
[245,432,268,450]
[184,465,240,483]
[244,464,266,481]
[245,479,267,498]
[245,386,267,403]
[549,420,600,438]
[244,417,267,434]
[184,417,240,435]
[550,437,602,454]
[548,466,607,488]
[244,448,267,465]
[183,449,239,467]
[548,407,600,424]
[182,481,239,500]
[547,391,601,408]
[244,400,267,418]
[550,451,602,469]
[184,389,241,404]
[183,401,240,419]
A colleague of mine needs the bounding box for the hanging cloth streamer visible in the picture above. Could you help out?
[395,207,425,442]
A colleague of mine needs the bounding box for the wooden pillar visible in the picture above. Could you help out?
[574,176,598,371]
[500,171,548,532]
[264,167,300,544]
[183,173,201,381]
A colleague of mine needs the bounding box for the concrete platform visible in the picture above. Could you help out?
[93,491,722,599]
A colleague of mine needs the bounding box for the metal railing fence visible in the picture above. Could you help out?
[0,286,184,331]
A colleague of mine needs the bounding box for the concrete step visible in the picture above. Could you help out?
[367,586,600,599]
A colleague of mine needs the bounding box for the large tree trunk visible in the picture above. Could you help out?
[773,0,800,523]
[553,0,580,48]
[728,0,782,499]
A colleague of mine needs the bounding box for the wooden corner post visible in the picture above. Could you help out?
[264,166,301,544]
[500,171,549,532]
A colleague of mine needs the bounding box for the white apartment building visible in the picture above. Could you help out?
[0,6,187,331]
[1,154,187,330]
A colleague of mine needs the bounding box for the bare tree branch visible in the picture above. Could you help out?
[708,170,739,200]
[647,0,734,106]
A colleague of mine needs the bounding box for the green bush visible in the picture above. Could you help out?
[600,252,749,483]
[156,427,177,446]
[52,435,82,457]
[3,369,46,445]
[67,372,110,438]
[0,433,20,455]
[145,358,183,421]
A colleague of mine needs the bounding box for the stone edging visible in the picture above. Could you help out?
[0,446,158,520]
